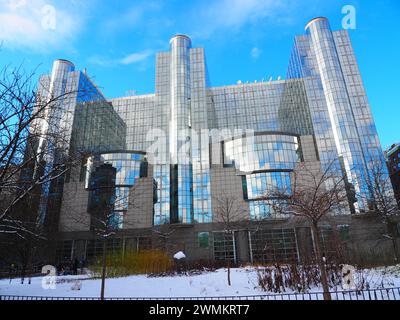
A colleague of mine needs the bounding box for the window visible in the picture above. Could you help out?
[337,225,350,241]
[213,232,236,263]
[109,212,124,230]
[250,229,297,264]
[320,226,334,251]
[198,232,210,248]
[319,227,344,261]
[86,238,123,260]
[55,241,73,262]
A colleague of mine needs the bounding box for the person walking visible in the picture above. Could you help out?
[9,263,16,284]
[73,258,79,275]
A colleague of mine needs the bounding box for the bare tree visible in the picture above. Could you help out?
[152,227,177,252]
[265,160,349,300]
[363,158,400,262]
[213,192,248,286]
[0,65,88,237]
[87,164,117,300]
[60,161,147,300]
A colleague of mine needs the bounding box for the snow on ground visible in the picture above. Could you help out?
[1,266,400,299]
[0,269,260,298]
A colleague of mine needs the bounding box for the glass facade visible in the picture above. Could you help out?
[223,133,299,220]
[287,17,389,212]
[34,60,106,225]
[71,101,126,153]
[168,36,193,224]
[245,172,291,200]
[224,134,301,173]
[36,18,393,230]
[86,152,148,229]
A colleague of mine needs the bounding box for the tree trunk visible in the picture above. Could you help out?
[20,264,26,285]
[391,238,399,263]
[227,259,232,286]
[311,222,331,300]
[387,221,399,263]
[20,244,32,285]
[100,238,107,300]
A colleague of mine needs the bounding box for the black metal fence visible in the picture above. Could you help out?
[1,287,400,301]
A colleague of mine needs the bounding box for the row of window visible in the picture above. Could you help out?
[58,222,399,265]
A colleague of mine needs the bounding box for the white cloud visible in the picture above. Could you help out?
[120,50,153,65]
[0,0,88,52]
[88,50,154,67]
[192,0,298,38]
[6,0,27,10]
[251,47,261,59]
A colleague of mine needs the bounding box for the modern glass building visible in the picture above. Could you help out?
[32,18,397,264]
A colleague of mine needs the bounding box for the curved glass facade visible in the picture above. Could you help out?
[35,59,107,226]
[249,200,289,221]
[224,133,301,173]
[293,17,375,211]
[246,171,292,220]
[100,153,146,186]
[169,35,193,224]
[86,152,147,229]
[224,133,301,220]
[245,171,292,200]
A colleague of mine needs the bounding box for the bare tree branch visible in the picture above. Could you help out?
[0,64,93,237]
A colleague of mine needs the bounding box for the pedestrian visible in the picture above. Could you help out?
[9,263,16,284]
[73,258,79,275]
[57,263,64,276]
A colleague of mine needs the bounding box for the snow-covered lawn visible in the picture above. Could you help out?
[0,269,260,298]
[1,266,400,299]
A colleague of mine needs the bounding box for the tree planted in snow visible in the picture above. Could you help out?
[362,157,400,262]
[213,192,249,286]
[264,160,348,300]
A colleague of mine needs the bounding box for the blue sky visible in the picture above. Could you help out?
[0,0,399,149]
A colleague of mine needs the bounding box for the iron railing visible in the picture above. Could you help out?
[1,287,400,301]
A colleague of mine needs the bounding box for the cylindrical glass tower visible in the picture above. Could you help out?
[37,59,76,224]
[169,35,192,164]
[306,17,369,211]
[169,35,193,223]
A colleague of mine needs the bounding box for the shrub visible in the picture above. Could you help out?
[256,263,342,293]
[89,249,174,278]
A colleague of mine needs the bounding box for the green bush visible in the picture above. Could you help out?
[90,249,173,278]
